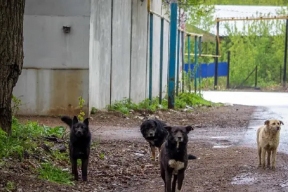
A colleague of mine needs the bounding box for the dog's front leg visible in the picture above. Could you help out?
[165,172,172,192]
[156,147,161,161]
[267,150,271,168]
[171,174,177,192]
[261,148,266,169]
[257,147,262,168]
[71,158,78,180]
[271,149,277,170]
[81,158,89,181]
[150,145,156,161]
[176,170,185,192]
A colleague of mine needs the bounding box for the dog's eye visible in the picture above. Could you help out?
[272,123,276,125]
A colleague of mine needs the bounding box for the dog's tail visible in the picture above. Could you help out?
[188,154,198,160]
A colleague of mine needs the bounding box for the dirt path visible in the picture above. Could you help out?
[3,105,288,191]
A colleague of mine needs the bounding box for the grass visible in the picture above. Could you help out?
[108,92,222,114]
[5,181,16,192]
[38,163,74,185]
[0,117,74,185]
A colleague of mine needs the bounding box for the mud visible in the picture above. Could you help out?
[3,104,288,191]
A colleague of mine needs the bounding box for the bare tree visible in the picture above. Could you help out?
[0,0,25,135]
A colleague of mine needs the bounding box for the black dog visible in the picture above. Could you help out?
[160,125,194,192]
[61,116,91,181]
[140,119,197,162]
[140,118,168,161]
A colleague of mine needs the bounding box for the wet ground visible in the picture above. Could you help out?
[202,91,288,153]
[2,95,288,191]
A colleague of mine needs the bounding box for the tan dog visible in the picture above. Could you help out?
[257,119,284,170]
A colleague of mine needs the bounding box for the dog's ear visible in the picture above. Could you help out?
[164,126,172,132]
[280,121,284,125]
[185,125,194,132]
[83,118,89,126]
[153,120,158,127]
[61,116,72,127]
[73,116,79,124]
[264,120,270,125]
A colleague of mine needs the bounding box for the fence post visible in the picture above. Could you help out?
[149,13,153,102]
[283,19,288,87]
[187,34,191,92]
[176,29,180,96]
[194,36,198,93]
[159,17,164,104]
[214,21,220,90]
[226,51,230,89]
[168,0,178,109]
[181,31,185,93]
[198,36,202,94]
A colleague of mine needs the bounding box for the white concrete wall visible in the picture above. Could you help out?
[15,0,174,115]
[110,0,132,103]
[89,0,112,110]
[14,0,90,115]
[130,0,148,103]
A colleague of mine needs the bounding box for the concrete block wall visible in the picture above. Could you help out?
[130,0,148,103]
[14,0,90,115]
[15,0,181,115]
[89,0,112,110]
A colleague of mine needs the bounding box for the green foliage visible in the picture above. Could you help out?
[108,93,216,114]
[0,117,65,160]
[108,98,138,114]
[207,0,288,5]
[0,117,73,185]
[38,163,73,185]
[78,96,85,121]
[108,97,165,114]
[99,152,105,160]
[91,107,97,114]
[175,92,219,108]
[221,10,287,87]
[5,181,16,192]
[11,95,22,115]
[185,3,288,89]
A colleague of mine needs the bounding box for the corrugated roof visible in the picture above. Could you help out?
[208,5,287,36]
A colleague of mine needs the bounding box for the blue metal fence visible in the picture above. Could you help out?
[184,62,228,78]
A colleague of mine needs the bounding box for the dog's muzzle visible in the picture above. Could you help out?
[76,131,83,136]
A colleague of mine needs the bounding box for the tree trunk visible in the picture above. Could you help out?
[0,0,25,135]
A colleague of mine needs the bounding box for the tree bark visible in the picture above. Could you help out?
[0,0,25,135]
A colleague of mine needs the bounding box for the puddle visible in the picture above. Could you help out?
[231,173,258,185]
[210,136,228,139]
[212,145,232,149]
[280,181,288,188]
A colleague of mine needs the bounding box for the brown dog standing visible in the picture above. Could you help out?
[257,119,284,170]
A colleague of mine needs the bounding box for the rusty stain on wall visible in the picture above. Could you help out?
[48,69,89,116]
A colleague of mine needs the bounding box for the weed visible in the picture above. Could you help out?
[108,98,137,114]
[175,92,218,108]
[91,107,97,114]
[107,93,218,114]
[11,95,22,115]
[5,181,16,192]
[38,162,74,185]
[99,152,105,160]
[78,96,85,121]
[52,150,69,163]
